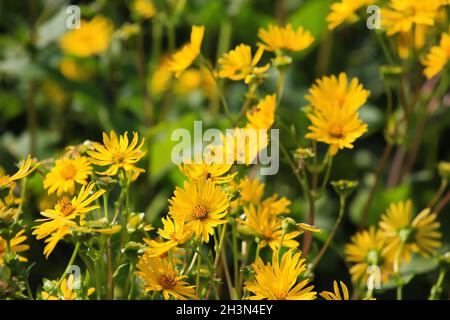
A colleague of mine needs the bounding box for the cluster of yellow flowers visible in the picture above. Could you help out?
[0,0,449,301]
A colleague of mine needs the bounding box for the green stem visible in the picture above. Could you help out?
[429,269,447,300]
[394,239,405,300]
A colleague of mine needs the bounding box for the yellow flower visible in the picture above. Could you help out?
[168,25,205,77]
[150,56,173,94]
[59,58,90,81]
[207,127,269,165]
[218,44,270,83]
[144,216,193,257]
[135,254,197,300]
[132,0,156,19]
[174,69,202,94]
[246,94,277,130]
[237,204,299,250]
[33,183,105,258]
[0,201,21,224]
[262,194,291,216]
[59,16,113,57]
[237,176,265,205]
[379,200,442,261]
[0,155,39,189]
[42,274,96,300]
[305,73,369,155]
[320,281,350,300]
[422,29,450,79]
[44,157,93,196]
[345,226,392,285]
[245,249,316,300]
[0,230,29,266]
[179,160,236,185]
[168,180,229,243]
[327,0,375,30]
[381,0,440,36]
[88,131,146,176]
[258,24,314,52]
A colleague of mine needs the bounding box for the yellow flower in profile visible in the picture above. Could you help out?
[345,226,392,285]
[132,0,156,19]
[168,25,205,77]
[245,250,316,300]
[237,204,299,250]
[246,94,277,130]
[144,216,193,257]
[381,0,440,36]
[33,183,106,258]
[320,281,350,300]
[218,44,270,83]
[305,73,369,155]
[0,155,39,189]
[262,194,291,216]
[174,69,202,94]
[42,274,96,300]
[422,30,450,79]
[150,56,173,94]
[327,0,375,30]
[179,160,236,185]
[88,131,146,176]
[379,200,442,261]
[59,58,90,81]
[59,16,113,57]
[258,24,314,52]
[0,230,29,266]
[237,176,265,205]
[169,180,229,243]
[44,157,93,196]
[135,254,197,300]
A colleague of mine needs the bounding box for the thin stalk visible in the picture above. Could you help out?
[394,240,405,300]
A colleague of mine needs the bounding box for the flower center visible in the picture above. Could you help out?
[159,273,177,289]
[192,205,209,220]
[329,125,344,138]
[58,197,75,216]
[61,164,77,180]
[113,152,126,164]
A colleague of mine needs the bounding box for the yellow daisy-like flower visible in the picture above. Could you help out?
[33,183,106,258]
[320,281,350,300]
[144,216,193,257]
[257,24,314,52]
[42,274,96,300]
[345,226,392,285]
[59,16,113,57]
[43,157,93,196]
[381,0,440,36]
[132,0,156,19]
[379,200,442,261]
[237,176,265,205]
[218,44,270,83]
[168,180,229,243]
[0,230,29,266]
[245,249,316,300]
[0,155,39,189]
[88,131,146,176]
[179,160,237,185]
[422,29,450,79]
[135,254,197,300]
[150,56,173,94]
[246,94,277,130]
[305,73,369,155]
[237,204,299,250]
[262,194,291,216]
[168,25,205,77]
[327,0,375,30]
[59,58,90,81]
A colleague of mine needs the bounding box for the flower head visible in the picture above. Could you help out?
[245,249,316,300]
[168,25,205,77]
[246,94,277,130]
[42,274,96,300]
[0,155,39,190]
[179,160,236,185]
[218,44,270,83]
[132,0,156,19]
[44,157,92,196]
[381,0,440,36]
[345,226,392,285]
[168,180,229,243]
[257,24,314,52]
[320,281,350,300]
[379,200,442,261]
[237,204,299,250]
[135,254,197,300]
[88,131,146,176]
[0,230,29,266]
[327,0,375,30]
[59,16,113,57]
[422,30,450,79]
[59,58,90,81]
